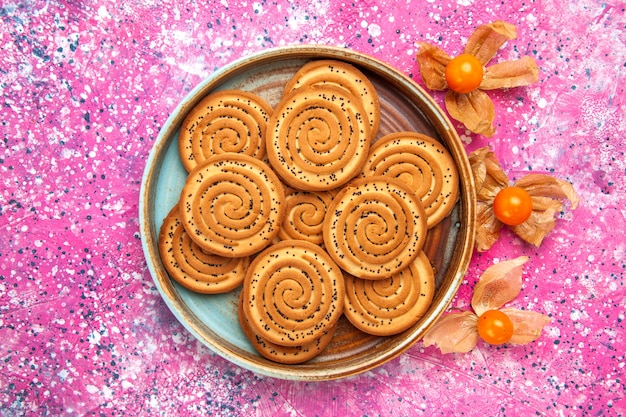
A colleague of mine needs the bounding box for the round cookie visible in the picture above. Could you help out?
[242,240,345,347]
[266,85,372,191]
[361,132,459,229]
[323,176,428,280]
[179,153,285,258]
[343,251,435,336]
[277,188,337,245]
[158,204,250,293]
[284,59,380,138]
[179,89,272,172]
[237,293,337,364]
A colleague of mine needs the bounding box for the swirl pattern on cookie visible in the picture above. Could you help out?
[238,293,337,364]
[343,251,435,336]
[266,85,371,191]
[361,132,459,229]
[158,204,250,293]
[323,176,427,280]
[242,240,345,347]
[277,188,337,245]
[284,59,380,138]
[179,90,272,172]
[179,154,285,257]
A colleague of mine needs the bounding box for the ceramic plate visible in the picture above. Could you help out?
[139,45,476,380]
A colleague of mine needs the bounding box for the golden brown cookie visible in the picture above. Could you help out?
[277,188,337,245]
[237,293,337,364]
[323,176,428,280]
[361,132,459,229]
[242,240,345,347]
[284,59,380,138]
[179,153,285,258]
[179,90,272,172]
[266,85,371,191]
[343,251,435,336]
[158,204,250,293]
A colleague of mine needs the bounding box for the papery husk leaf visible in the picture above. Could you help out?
[480,56,540,90]
[464,21,517,65]
[500,308,550,344]
[422,311,479,354]
[527,195,565,212]
[471,256,528,316]
[511,205,559,247]
[415,42,451,91]
[445,90,496,137]
[475,202,503,252]
[515,174,580,210]
[508,174,579,247]
[469,147,510,251]
[468,147,509,200]
[470,152,488,191]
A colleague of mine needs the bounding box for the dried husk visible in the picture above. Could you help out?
[470,147,509,200]
[469,147,509,251]
[415,21,539,137]
[415,42,451,91]
[475,204,503,252]
[515,174,580,210]
[480,56,540,90]
[464,20,518,65]
[511,205,558,247]
[422,311,479,354]
[469,147,508,194]
[424,256,551,353]
[511,174,580,247]
[469,148,579,250]
[445,90,496,137]
[500,308,551,344]
[471,256,527,317]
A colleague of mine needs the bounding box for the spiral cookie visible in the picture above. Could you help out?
[266,85,371,191]
[158,204,250,293]
[284,59,380,138]
[242,240,345,347]
[323,176,428,280]
[277,188,337,245]
[179,90,272,172]
[179,153,285,258]
[238,293,337,364]
[361,132,459,229]
[343,251,435,336]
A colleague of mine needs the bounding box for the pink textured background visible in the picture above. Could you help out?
[1,1,624,416]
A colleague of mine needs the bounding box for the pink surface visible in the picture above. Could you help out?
[1,1,624,416]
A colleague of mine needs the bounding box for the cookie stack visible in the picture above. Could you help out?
[158,59,460,364]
